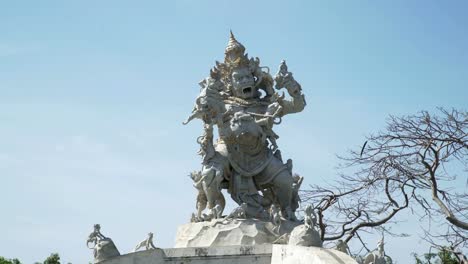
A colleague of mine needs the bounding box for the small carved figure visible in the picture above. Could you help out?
[291,173,303,212]
[304,204,317,230]
[183,69,226,126]
[134,232,157,252]
[190,171,208,221]
[274,60,291,88]
[270,204,281,226]
[190,213,197,223]
[335,239,351,255]
[189,167,225,222]
[275,60,302,97]
[86,224,106,249]
[270,204,282,234]
[86,224,120,262]
[363,237,392,264]
[196,124,216,164]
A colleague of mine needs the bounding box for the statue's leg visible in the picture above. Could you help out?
[196,193,207,219]
[257,157,294,219]
[213,168,226,213]
[216,191,226,214]
[272,170,295,219]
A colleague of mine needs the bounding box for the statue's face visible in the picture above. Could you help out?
[231,67,256,99]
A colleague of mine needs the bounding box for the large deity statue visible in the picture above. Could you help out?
[184,32,306,222]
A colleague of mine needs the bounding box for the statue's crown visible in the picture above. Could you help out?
[223,31,249,68]
[225,31,245,57]
[212,31,259,93]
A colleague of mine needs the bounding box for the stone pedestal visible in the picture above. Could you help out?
[94,238,120,263]
[175,219,300,248]
[98,245,358,264]
[288,224,322,247]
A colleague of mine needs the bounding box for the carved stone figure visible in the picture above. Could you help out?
[86,224,120,263]
[190,171,208,222]
[270,204,282,234]
[287,204,322,247]
[189,167,225,222]
[134,232,157,252]
[184,32,307,221]
[87,224,106,249]
[335,239,351,255]
[291,173,304,212]
[304,204,317,230]
[363,237,392,264]
[288,224,322,247]
[190,213,197,223]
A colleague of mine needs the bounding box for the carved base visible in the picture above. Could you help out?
[288,224,322,247]
[94,238,120,263]
[98,245,358,264]
[175,219,300,248]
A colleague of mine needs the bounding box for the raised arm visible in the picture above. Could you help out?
[274,60,306,116]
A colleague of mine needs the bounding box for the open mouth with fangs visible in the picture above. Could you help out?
[242,87,252,95]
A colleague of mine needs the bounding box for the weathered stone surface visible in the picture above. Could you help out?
[175,219,300,248]
[99,245,357,264]
[288,224,322,247]
[99,249,166,264]
[184,32,308,223]
[272,245,358,264]
[95,238,120,263]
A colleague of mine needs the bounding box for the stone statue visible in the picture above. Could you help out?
[363,237,392,264]
[287,204,322,247]
[134,232,157,252]
[270,204,282,234]
[86,224,120,263]
[304,204,317,230]
[291,173,304,212]
[184,31,307,221]
[189,168,225,222]
[335,239,351,255]
[87,224,106,249]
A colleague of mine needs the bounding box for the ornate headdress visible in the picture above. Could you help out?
[223,31,250,68]
[214,31,254,93]
[225,31,245,61]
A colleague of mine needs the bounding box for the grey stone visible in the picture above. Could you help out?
[94,238,120,263]
[288,224,322,247]
[134,232,157,252]
[86,224,121,263]
[361,237,392,264]
[175,218,300,248]
[98,245,358,264]
[184,32,307,222]
[272,245,357,264]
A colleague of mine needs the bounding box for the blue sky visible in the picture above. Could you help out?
[1,1,467,263]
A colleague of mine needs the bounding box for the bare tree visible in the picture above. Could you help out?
[302,108,467,257]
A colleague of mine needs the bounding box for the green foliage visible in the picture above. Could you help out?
[413,248,459,264]
[437,249,459,264]
[0,257,21,264]
[43,253,60,264]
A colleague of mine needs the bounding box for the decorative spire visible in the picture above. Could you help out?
[225,30,245,58]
